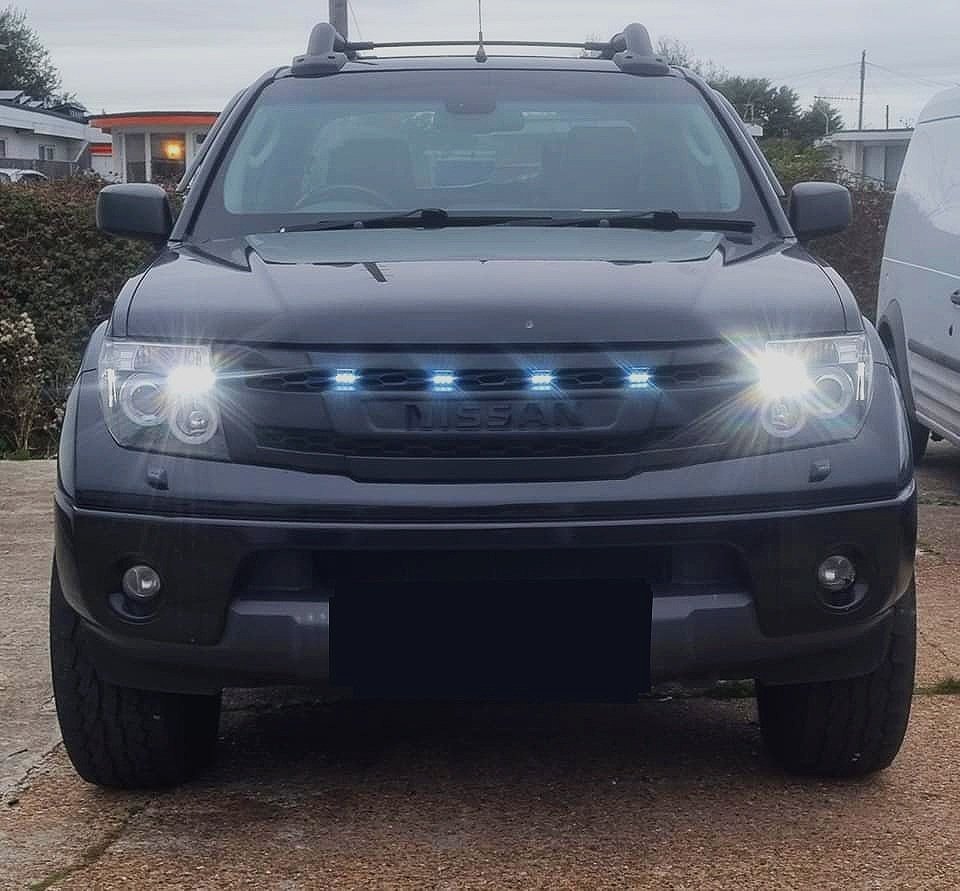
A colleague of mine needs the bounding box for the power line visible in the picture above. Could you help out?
[762,61,860,85]
[866,61,960,90]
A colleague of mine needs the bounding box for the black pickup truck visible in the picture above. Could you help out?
[51,22,917,788]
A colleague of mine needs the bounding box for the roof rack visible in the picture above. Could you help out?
[290,22,670,76]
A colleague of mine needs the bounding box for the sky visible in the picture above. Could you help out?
[16,0,960,129]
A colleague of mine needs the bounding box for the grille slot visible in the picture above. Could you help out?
[256,426,676,458]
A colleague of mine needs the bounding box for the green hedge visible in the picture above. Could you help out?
[810,188,894,321]
[0,178,152,455]
[763,139,894,320]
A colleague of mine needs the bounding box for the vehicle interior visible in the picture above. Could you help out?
[218,74,747,220]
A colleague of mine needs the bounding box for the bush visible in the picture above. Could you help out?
[0,177,153,455]
[0,312,42,456]
[812,188,894,321]
[762,139,837,191]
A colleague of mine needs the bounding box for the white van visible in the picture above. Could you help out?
[878,86,960,461]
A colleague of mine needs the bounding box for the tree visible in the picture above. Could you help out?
[761,139,835,189]
[654,37,727,84]
[0,5,61,101]
[712,76,802,139]
[795,99,845,144]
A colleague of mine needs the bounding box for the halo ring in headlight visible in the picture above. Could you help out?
[118,374,167,427]
[810,368,855,419]
[755,352,812,399]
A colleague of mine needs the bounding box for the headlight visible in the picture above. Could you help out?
[752,333,873,441]
[99,338,227,456]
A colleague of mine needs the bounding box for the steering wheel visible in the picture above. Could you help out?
[295,184,395,210]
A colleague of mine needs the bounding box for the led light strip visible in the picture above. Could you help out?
[327,368,653,392]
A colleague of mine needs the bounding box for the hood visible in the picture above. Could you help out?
[124,229,848,346]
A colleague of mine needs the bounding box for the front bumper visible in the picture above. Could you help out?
[56,357,917,695]
[55,481,917,695]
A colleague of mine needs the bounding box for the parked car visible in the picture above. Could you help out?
[52,22,917,789]
[0,168,48,184]
[878,86,960,460]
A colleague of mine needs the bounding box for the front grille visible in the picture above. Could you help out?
[256,426,677,458]
[244,363,740,394]
[222,344,748,480]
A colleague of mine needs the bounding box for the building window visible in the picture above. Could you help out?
[124,132,147,183]
[0,138,6,158]
[150,132,187,184]
[38,144,55,161]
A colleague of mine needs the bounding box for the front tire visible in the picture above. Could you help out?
[50,562,222,789]
[756,580,916,778]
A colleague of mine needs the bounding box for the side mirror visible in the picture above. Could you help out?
[96,184,173,245]
[788,182,852,241]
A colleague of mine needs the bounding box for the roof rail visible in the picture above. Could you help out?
[290,22,670,76]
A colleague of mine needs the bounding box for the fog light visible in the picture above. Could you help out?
[817,555,856,592]
[122,565,162,601]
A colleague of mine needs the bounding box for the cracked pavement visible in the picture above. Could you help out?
[1,447,958,889]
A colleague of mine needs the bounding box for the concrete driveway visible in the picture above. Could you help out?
[1,448,958,889]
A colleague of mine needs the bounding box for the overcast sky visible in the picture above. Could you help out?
[18,0,960,129]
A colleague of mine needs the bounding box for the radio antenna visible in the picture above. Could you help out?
[475,0,487,62]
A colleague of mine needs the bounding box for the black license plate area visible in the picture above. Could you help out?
[330,581,652,701]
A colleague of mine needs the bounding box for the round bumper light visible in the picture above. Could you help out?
[122,565,162,601]
[817,555,856,592]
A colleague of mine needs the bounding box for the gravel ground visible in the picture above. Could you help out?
[1,447,958,890]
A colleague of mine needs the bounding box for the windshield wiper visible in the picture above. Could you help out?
[279,208,755,235]
[280,208,554,233]
[539,211,755,233]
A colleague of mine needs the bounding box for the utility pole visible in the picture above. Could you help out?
[329,0,348,39]
[885,104,890,130]
[858,50,866,130]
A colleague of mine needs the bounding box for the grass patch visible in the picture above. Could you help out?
[918,495,960,508]
[917,677,960,696]
[0,448,32,461]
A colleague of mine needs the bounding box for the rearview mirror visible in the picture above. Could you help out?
[788,182,852,241]
[96,184,173,245]
[435,108,525,134]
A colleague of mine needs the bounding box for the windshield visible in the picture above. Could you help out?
[192,69,768,239]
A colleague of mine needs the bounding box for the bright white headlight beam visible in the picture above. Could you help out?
[166,365,216,396]
[755,352,812,398]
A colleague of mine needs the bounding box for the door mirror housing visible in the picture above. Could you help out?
[788,182,852,241]
[96,184,173,245]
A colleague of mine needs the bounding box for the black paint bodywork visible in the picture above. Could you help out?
[56,53,917,697]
